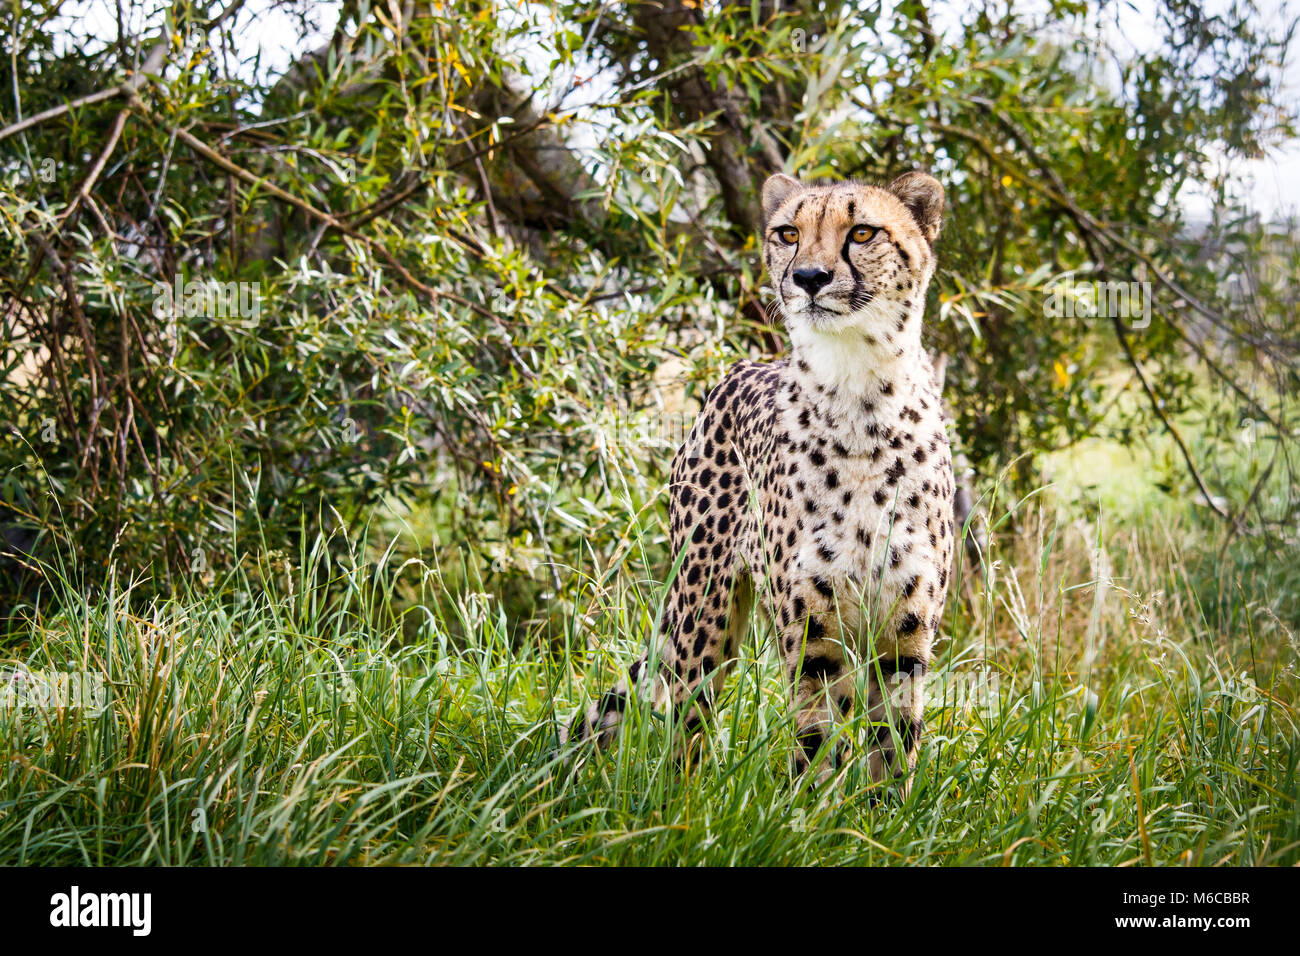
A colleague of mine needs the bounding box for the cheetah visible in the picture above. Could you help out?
[565,171,955,788]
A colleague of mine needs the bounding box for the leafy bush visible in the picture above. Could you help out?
[0,0,1295,620]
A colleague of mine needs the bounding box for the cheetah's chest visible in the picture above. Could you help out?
[763,391,954,631]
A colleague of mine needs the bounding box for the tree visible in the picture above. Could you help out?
[1,0,1295,621]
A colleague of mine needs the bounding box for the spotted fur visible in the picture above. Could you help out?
[565,172,955,790]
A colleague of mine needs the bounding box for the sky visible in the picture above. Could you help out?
[1232,0,1300,223]
[923,0,1298,221]
[1107,0,1298,221]
[47,0,1300,221]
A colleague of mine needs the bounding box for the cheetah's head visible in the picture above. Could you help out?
[760,172,944,337]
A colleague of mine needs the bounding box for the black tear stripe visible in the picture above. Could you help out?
[780,241,797,299]
[841,233,872,310]
[840,233,863,284]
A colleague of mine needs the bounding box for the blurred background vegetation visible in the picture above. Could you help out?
[0,0,1296,642]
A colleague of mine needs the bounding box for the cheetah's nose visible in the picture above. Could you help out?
[792,267,833,296]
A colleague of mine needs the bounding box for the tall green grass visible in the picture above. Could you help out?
[0,495,1296,865]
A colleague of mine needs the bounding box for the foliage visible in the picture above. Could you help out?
[0,0,1296,621]
[0,491,1295,865]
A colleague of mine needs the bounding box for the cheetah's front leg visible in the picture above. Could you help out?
[864,654,928,797]
[563,564,752,759]
[779,602,930,792]
[778,609,855,781]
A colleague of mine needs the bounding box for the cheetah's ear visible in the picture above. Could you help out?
[762,173,803,229]
[887,171,945,243]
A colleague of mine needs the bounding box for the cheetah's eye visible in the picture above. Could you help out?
[776,226,799,245]
[849,225,879,244]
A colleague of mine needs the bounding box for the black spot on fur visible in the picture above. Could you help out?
[799,654,839,681]
[598,690,627,714]
[797,727,824,763]
[901,716,923,753]
[876,655,928,677]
